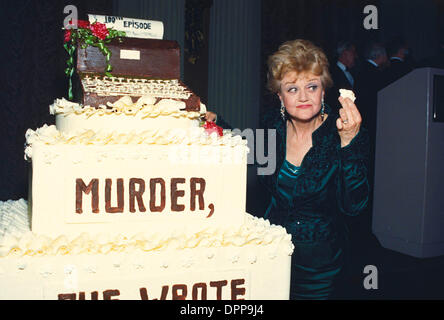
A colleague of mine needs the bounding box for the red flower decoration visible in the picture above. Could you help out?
[67,19,90,29]
[77,20,90,29]
[90,22,109,40]
[204,121,223,137]
[64,29,72,43]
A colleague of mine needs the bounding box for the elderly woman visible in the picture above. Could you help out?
[259,39,369,299]
[205,39,369,299]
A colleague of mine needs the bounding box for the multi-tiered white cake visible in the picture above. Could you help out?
[0,20,293,300]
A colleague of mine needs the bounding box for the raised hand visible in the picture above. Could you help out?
[336,96,362,148]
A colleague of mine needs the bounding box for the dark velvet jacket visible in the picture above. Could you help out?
[258,105,369,244]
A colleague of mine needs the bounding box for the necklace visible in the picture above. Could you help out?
[288,166,300,174]
[286,160,300,174]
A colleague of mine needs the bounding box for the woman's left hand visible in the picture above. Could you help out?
[204,111,217,122]
[336,96,362,148]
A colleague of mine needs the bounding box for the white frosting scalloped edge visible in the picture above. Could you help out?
[24,125,248,160]
[49,96,206,119]
[0,200,294,258]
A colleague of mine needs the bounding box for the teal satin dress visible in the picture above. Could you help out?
[260,105,369,300]
[267,160,344,299]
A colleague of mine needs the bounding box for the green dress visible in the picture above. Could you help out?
[260,105,369,300]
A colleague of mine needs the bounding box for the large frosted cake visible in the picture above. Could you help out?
[0,21,293,300]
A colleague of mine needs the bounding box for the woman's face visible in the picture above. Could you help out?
[278,71,324,122]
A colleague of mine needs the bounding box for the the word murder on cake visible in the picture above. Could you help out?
[75,177,215,217]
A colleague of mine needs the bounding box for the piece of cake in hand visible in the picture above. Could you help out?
[339,89,356,102]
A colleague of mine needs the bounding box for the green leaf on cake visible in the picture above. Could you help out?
[63,21,126,100]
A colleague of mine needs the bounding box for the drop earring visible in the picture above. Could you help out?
[321,97,325,121]
[280,101,286,121]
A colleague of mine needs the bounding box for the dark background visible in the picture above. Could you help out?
[1,0,444,299]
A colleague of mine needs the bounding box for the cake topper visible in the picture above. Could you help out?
[87,15,164,40]
[63,19,126,100]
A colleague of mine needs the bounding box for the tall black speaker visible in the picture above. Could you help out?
[372,68,444,258]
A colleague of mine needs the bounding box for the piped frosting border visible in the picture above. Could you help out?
[0,200,294,258]
[24,125,248,161]
[50,96,206,119]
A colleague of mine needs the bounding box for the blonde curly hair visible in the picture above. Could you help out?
[267,39,333,93]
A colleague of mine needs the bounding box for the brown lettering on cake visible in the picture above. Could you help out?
[103,289,120,300]
[139,288,149,300]
[159,285,169,300]
[192,283,208,300]
[231,279,246,300]
[207,203,215,218]
[105,178,124,213]
[150,178,166,212]
[129,178,146,213]
[172,284,187,300]
[58,293,76,300]
[91,291,99,300]
[190,178,205,211]
[79,292,85,300]
[171,178,186,211]
[147,285,170,300]
[76,178,99,214]
[210,280,228,300]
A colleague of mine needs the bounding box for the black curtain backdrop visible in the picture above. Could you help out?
[0,0,111,201]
